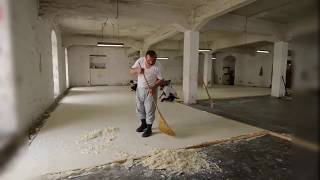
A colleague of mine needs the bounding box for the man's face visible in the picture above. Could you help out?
[145,55,156,65]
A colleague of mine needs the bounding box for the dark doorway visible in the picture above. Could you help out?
[222,55,236,85]
[286,60,293,89]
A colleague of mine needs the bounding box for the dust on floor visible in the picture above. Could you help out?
[76,127,120,154]
[43,134,293,180]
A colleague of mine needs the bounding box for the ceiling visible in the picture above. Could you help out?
[39,0,199,40]
[39,0,318,46]
[231,0,318,24]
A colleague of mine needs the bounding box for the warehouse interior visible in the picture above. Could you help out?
[0,0,319,179]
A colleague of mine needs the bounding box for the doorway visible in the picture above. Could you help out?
[89,55,108,86]
[222,55,236,85]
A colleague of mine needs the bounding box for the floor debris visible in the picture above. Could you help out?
[137,149,219,175]
[76,127,120,154]
[42,135,293,180]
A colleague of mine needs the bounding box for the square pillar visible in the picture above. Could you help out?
[139,45,149,57]
[140,49,146,57]
[0,0,18,133]
[203,52,212,87]
[271,41,288,97]
[183,30,199,104]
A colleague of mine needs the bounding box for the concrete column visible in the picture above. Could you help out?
[140,45,149,57]
[271,41,288,97]
[0,0,18,133]
[139,49,146,57]
[203,52,212,87]
[183,30,199,104]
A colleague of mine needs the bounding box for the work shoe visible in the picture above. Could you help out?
[142,124,152,137]
[136,119,147,132]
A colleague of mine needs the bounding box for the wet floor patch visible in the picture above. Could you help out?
[190,96,295,134]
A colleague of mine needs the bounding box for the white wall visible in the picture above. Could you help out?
[68,47,184,86]
[214,46,273,87]
[235,51,273,87]
[290,32,318,90]
[156,50,183,84]
[287,14,319,91]
[68,46,133,86]
[9,0,67,131]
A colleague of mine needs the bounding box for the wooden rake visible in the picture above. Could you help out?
[203,82,214,108]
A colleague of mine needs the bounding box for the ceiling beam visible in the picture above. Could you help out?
[143,22,190,49]
[201,13,287,41]
[142,0,258,49]
[211,33,277,50]
[191,0,257,30]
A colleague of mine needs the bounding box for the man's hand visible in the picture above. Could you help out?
[148,86,156,96]
[136,68,144,74]
[148,79,163,96]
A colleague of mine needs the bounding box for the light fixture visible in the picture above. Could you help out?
[256,50,270,54]
[211,57,216,60]
[89,54,107,57]
[97,42,124,47]
[157,57,169,60]
[97,0,123,48]
[198,49,212,52]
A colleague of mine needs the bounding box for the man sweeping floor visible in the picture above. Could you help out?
[129,50,164,137]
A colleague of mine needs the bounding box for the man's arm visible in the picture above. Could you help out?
[149,63,164,95]
[152,79,164,89]
[130,57,144,75]
[129,67,144,75]
[149,79,164,96]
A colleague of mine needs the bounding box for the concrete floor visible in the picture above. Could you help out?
[192,92,319,144]
[192,96,295,134]
[173,84,271,100]
[1,86,265,180]
[44,135,292,180]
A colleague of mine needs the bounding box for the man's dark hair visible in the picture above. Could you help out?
[146,50,157,58]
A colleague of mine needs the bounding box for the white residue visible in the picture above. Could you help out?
[76,127,119,154]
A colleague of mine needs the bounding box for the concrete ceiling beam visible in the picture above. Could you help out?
[190,0,257,30]
[143,22,190,49]
[211,33,277,50]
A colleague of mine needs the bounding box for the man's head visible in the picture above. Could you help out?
[145,50,157,65]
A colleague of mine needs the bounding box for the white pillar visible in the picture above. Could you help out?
[271,41,288,97]
[140,49,146,57]
[65,48,69,88]
[203,52,212,87]
[183,30,199,104]
[0,0,18,133]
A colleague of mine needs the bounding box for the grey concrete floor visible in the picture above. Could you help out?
[189,94,319,143]
[191,96,295,134]
[44,135,293,180]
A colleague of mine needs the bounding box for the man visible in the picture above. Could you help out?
[129,80,137,91]
[159,82,178,102]
[129,50,164,137]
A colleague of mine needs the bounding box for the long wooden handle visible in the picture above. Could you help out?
[203,82,214,103]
